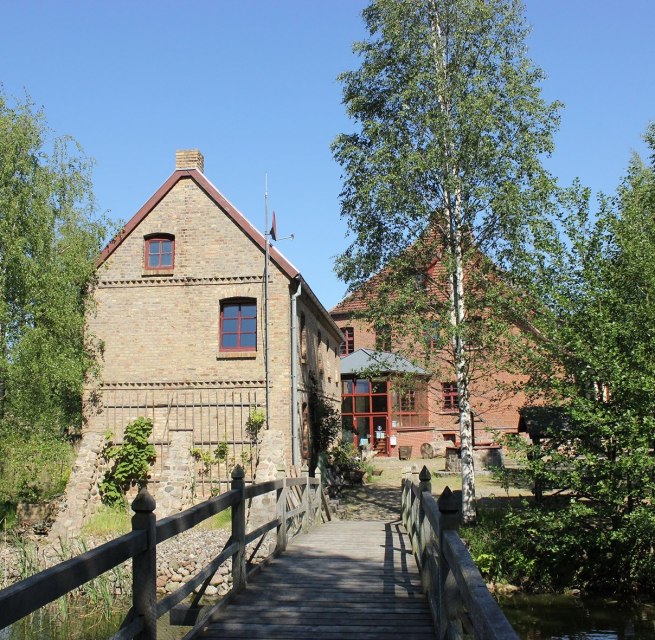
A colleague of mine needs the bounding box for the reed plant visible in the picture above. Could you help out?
[6,535,131,637]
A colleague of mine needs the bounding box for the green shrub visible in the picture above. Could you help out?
[463,499,655,595]
[99,417,156,507]
[214,441,229,462]
[0,423,74,505]
[328,441,364,472]
[245,409,266,443]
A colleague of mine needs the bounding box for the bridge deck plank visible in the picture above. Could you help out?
[193,520,434,639]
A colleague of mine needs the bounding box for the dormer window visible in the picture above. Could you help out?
[145,234,174,270]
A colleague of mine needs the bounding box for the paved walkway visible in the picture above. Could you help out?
[194,520,434,639]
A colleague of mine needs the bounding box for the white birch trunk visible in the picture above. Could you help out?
[446,189,476,524]
[451,195,476,524]
[430,2,476,523]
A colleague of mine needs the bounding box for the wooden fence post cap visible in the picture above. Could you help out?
[232,465,245,480]
[132,486,156,513]
[438,486,461,514]
[419,466,431,482]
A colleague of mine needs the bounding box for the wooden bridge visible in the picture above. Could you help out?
[0,465,518,640]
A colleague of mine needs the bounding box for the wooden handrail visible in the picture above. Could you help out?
[401,465,519,640]
[0,530,146,630]
[156,489,240,543]
[0,464,332,639]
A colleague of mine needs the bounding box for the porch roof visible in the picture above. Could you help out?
[340,349,427,377]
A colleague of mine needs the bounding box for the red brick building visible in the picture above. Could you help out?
[331,269,526,456]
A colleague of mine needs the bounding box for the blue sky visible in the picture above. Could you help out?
[1,1,654,310]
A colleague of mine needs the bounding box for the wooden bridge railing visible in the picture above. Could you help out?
[401,465,519,640]
[0,464,330,640]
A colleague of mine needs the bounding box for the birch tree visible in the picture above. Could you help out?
[332,0,560,522]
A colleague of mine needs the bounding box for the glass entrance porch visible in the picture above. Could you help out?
[341,379,390,455]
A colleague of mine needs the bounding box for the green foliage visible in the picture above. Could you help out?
[332,0,560,339]
[10,536,130,635]
[0,90,106,437]
[0,502,18,530]
[477,124,655,594]
[328,441,364,473]
[308,380,341,453]
[197,507,232,530]
[99,417,156,507]
[214,441,229,462]
[332,0,561,521]
[465,501,655,595]
[0,422,73,504]
[190,446,214,474]
[245,408,266,443]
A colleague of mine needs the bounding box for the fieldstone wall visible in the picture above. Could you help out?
[154,430,194,515]
[246,429,289,558]
[48,432,106,541]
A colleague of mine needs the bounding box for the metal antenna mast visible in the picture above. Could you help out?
[264,175,271,430]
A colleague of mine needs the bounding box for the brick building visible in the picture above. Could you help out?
[51,150,341,536]
[331,266,526,457]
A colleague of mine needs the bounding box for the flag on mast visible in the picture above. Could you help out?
[270,211,277,242]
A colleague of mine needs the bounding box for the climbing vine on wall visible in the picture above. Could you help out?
[308,374,341,453]
[99,417,156,507]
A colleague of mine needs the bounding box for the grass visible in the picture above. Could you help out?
[81,506,131,537]
[197,507,231,530]
[79,503,232,537]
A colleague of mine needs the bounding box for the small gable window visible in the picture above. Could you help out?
[340,327,354,356]
[220,299,257,351]
[145,234,174,270]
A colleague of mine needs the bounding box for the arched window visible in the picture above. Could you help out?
[220,298,257,351]
[144,233,174,270]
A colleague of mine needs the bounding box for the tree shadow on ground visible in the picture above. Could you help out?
[336,481,536,523]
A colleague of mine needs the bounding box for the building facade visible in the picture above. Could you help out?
[331,276,526,456]
[51,150,341,537]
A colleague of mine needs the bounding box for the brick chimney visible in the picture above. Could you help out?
[175,149,204,172]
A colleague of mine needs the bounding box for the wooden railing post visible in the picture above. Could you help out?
[131,486,157,640]
[410,464,419,550]
[401,469,409,527]
[276,463,288,552]
[301,463,310,532]
[437,487,461,640]
[314,468,322,523]
[418,466,432,587]
[231,465,247,591]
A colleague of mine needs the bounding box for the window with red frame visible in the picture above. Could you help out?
[220,299,257,351]
[442,382,459,411]
[340,327,354,356]
[145,234,174,269]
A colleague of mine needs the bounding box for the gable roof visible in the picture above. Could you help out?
[97,168,300,280]
[96,166,343,340]
[340,348,428,376]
